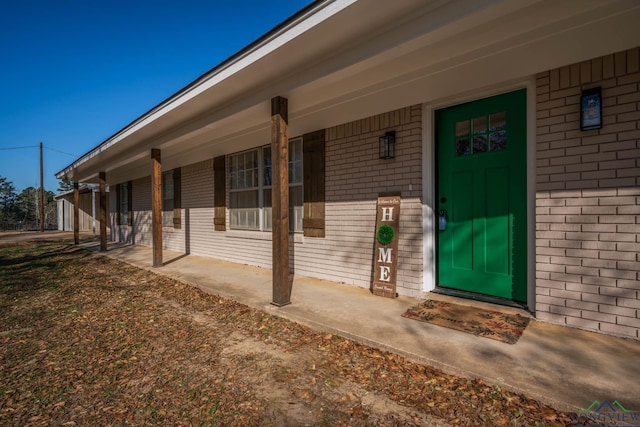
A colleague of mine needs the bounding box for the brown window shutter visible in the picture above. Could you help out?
[213,156,226,231]
[172,168,182,229]
[116,184,122,226]
[302,129,325,237]
[127,181,133,227]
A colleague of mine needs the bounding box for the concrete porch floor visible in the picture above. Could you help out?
[65,239,639,413]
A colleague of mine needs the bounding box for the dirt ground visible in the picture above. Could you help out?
[0,231,84,244]
[0,241,578,426]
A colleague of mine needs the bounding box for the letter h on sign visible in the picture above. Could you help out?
[381,207,394,222]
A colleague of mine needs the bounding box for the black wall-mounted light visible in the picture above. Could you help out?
[580,87,602,131]
[379,131,396,159]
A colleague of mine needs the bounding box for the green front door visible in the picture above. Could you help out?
[436,89,527,302]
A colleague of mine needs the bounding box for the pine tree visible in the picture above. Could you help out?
[0,175,18,222]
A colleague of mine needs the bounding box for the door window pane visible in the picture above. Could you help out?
[456,139,470,157]
[490,111,506,131]
[455,120,469,138]
[455,112,508,156]
[490,131,507,151]
[473,134,488,153]
[489,111,507,151]
[472,116,487,153]
[455,120,471,157]
[472,116,486,134]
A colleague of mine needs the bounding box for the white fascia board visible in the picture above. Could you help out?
[56,0,356,180]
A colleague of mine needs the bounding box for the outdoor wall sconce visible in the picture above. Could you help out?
[379,131,396,159]
[580,87,602,131]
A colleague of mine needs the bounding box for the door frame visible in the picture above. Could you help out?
[422,78,537,313]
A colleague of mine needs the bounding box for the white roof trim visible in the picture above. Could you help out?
[57,0,356,179]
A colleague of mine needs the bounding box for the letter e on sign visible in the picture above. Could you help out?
[379,266,391,281]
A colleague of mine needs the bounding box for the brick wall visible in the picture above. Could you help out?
[536,48,640,340]
[306,105,424,295]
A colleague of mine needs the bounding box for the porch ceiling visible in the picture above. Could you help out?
[57,0,640,185]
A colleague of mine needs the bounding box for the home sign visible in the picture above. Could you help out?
[371,193,401,298]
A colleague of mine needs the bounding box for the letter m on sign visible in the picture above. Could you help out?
[378,247,392,263]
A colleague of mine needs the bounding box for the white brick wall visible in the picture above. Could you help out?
[535,48,640,340]
[306,105,424,295]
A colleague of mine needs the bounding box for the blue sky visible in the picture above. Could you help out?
[0,0,311,193]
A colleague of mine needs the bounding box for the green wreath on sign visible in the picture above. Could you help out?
[377,224,395,245]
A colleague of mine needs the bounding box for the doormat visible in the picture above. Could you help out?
[401,299,530,344]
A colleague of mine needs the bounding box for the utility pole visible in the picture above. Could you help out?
[39,142,45,232]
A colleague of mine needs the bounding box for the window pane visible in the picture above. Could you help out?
[231,190,258,209]
[263,147,272,186]
[230,208,259,230]
[473,134,487,153]
[455,120,469,138]
[230,189,259,230]
[162,210,173,227]
[162,172,173,200]
[263,207,272,231]
[290,185,303,232]
[472,116,486,135]
[456,138,470,157]
[228,142,303,232]
[289,139,302,184]
[229,150,258,190]
[490,111,506,131]
[263,188,272,208]
[263,188,272,231]
[490,130,507,151]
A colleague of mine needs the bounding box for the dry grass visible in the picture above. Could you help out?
[0,242,579,426]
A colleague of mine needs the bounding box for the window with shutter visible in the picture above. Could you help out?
[227,138,303,232]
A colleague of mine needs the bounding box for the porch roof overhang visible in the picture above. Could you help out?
[56,0,640,185]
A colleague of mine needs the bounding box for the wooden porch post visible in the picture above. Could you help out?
[73,181,79,245]
[151,149,163,268]
[271,96,290,306]
[99,172,107,252]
